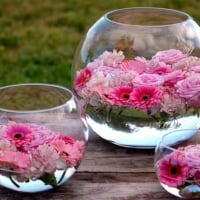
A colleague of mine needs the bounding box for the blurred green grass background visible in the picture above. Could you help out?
[0,0,200,88]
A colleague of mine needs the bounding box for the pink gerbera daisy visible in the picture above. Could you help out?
[74,67,92,88]
[5,123,33,148]
[156,151,189,187]
[107,86,133,106]
[130,85,162,111]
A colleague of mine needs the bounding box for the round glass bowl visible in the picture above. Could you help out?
[155,129,200,199]
[72,7,200,148]
[0,83,89,193]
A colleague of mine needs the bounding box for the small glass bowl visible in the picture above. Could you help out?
[154,129,200,199]
[0,83,89,193]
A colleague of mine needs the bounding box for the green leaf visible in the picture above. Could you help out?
[40,172,57,188]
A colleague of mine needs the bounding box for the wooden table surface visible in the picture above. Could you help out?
[0,131,179,200]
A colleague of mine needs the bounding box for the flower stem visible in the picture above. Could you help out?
[9,176,20,188]
[57,170,67,185]
[106,107,112,123]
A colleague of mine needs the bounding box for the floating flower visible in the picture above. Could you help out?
[130,85,162,111]
[156,144,200,199]
[175,76,200,106]
[74,67,92,89]
[156,151,189,187]
[29,144,65,177]
[23,123,60,151]
[0,121,85,187]
[5,123,33,148]
[62,141,85,166]
[73,48,200,128]
[152,49,187,64]
[106,86,133,106]
[0,150,30,170]
[133,73,164,86]
[51,137,85,166]
[119,59,146,74]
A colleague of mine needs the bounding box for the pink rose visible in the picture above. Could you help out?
[119,59,146,74]
[175,76,200,106]
[173,56,200,72]
[152,49,186,64]
[133,73,164,86]
[163,70,185,86]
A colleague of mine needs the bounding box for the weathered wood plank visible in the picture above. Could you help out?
[79,131,156,173]
[0,173,179,200]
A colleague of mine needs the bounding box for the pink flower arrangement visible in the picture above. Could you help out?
[0,121,85,187]
[74,49,200,123]
[155,144,200,198]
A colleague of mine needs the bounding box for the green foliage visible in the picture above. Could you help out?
[0,0,200,88]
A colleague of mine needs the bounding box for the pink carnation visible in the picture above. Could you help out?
[97,50,124,67]
[51,139,85,166]
[29,144,65,177]
[63,141,85,166]
[160,87,186,115]
[0,150,30,170]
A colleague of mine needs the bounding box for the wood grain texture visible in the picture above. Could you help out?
[0,131,180,200]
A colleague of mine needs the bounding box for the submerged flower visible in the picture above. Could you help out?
[0,139,17,151]
[130,85,162,111]
[0,121,85,186]
[51,138,85,167]
[23,123,59,151]
[5,123,33,148]
[29,144,65,177]
[0,150,30,170]
[184,145,200,169]
[62,141,85,166]
[156,151,189,187]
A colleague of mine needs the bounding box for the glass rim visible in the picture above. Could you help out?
[158,128,199,150]
[105,7,191,27]
[0,83,75,114]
